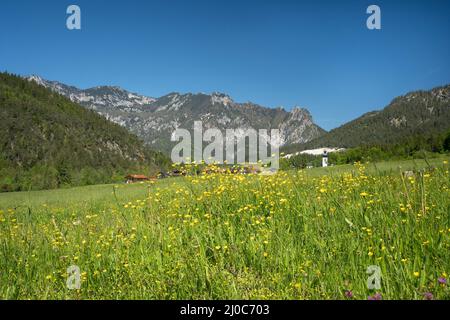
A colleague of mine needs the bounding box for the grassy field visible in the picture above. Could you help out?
[0,158,449,299]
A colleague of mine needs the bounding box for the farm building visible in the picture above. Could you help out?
[125,174,150,183]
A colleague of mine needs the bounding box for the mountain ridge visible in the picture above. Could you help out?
[27,75,326,154]
[282,84,450,153]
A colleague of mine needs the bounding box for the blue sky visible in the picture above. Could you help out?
[1,0,449,130]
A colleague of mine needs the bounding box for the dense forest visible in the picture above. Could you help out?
[0,73,170,192]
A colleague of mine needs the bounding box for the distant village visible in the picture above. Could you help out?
[125,148,342,183]
[125,165,264,183]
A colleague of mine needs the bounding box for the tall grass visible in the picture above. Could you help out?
[0,159,449,299]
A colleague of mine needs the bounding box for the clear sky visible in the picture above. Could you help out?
[1,0,449,130]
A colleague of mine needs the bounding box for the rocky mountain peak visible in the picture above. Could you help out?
[28,75,45,86]
[211,92,234,106]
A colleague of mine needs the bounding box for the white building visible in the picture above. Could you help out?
[322,150,329,167]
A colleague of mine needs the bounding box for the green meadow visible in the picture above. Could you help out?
[0,157,449,299]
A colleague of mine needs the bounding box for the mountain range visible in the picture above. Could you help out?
[25,75,450,157]
[27,75,325,154]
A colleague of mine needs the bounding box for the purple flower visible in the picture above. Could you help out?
[438,277,447,285]
[344,290,353,298]
[368,292,382,300]
[423,292,434,300]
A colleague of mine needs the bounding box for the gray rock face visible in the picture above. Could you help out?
[27,75,326,154]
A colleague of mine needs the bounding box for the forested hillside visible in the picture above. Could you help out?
[282,84,450,154]
[0,73,170,192]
